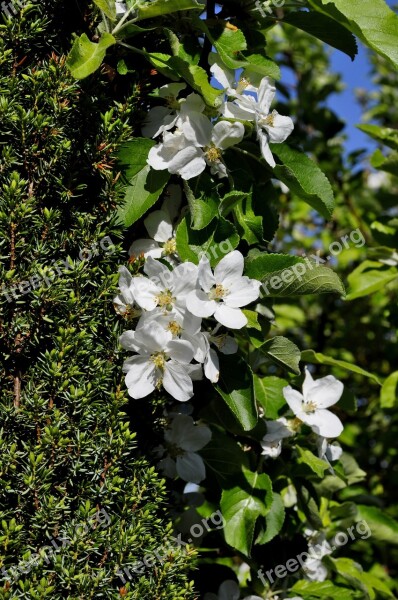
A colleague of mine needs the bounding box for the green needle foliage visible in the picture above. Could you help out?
[0,2,195,598]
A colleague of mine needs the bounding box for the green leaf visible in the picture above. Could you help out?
[116,139,170,227]
[271,144,335,219]
[246,253,345,297]
[93,0,116,20]
[175,215,239,267]
[253,375,289,419]
[357,505,398,546]
[166,57,223,107]
[296,446,330,478]
[219,191,247,217]
[292,579,361,599]
[301,349,381,385]
[370,148,398,176]
[66,33,116,79]
[206,21,247,69]
[136,0,205,20]
[380,371,398,409]
[183,178,218,230]
[220,467,272,556]
[346,260,398,300]
[215,354,258,432]
[282,11,358,60]
[309,0,398,70]
[261,336,301,375]
[358,124,398,151]
[234,193,263,245]
[243,53,281,80]
[256,492,285,544]
[200,429,250,480]
[326,557,370,597]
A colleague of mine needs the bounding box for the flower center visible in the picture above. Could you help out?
[260,110,276,128]
[163,238,177,255]
[155,289,175,311]
[211,333,228,350]
[209,283,228,300]
[205,146,222,163]
[303,401,318,414]
[236,77,250,93]
[168,443,185,458]
[151,352,166,370]
[167,320,182,336]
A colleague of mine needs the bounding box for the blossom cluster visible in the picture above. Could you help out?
[260,367,344,464]
[144,57,294,180]
[114,191,261,402]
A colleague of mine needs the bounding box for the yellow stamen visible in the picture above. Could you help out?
[205,146,222,163]
[155,289,175,311]
[151,352,166,369]
[163,238,177,255]
[167,321,182,336]
[302,401,317,414]
[209,284,227,300]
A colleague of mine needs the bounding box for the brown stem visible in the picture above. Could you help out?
[13,372,21,409]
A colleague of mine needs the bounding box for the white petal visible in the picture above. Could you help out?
[214,250,244,285]
[176,452,206,483]
[186,363,204,381]
[283,386,304,415]
[141,106,173,138]
[119,330,140,352]
[124,356,156,399]
[143,255,170,282]
[198,254,216,292]
[222,101,256,121]
[258,129,276,167]
[128,239,162,260]
[118,266,135,304]
[158,82,186,99]
[180,92,205,114]
[212,121,245,151]
[163,362,194,402]
[134,321,172,352]
[180,426,211,452]
[204,348,220,383]
[193,332,209,363]
[132,277,159,311]
[169,146,206,180]
[266,112,294,143]
[182,113,212,147]
[167,339,195,364]
[302,409,344,438]
[307,376,344,409]
[165,414,195,445]
[260,440,282,458]
[209,53,235,89]
[216,335,238,355]
[225,278,261,308]
[214,304,247,329]
[302,367,316,398]
[144,209,173,242]
[257,77,276,114]
[161,184,182,220]
[186,290,216,318]
[172,262,199,295]
[158,456,178,478]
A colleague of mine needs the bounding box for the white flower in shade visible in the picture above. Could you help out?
[128,184,182,263]
[113,266,141,318]
[260,417,294,458]
[204,580,262,600]
[186,251,261,329]
[115,1,127,16]
[132,257,198,320]
[195,326,238,383]
[209,52,260,97]
[148,119,244,180]
[158,414,211,483]
[283,368,344,438]
[222,76,294,168]
[141,83,187,138]
[303,530,332,582]
[120,321,195,401]
[317,437,343,464]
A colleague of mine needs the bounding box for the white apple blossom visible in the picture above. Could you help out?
[209,52,261,97]
[302,529,332,582]
[222,76,294,167]
[158,414,211,483]
[317,437,343,464]
[283,367,344,438]
[128,184,182,263]
[260,417,294,458]
[204,580,262,600]
[186,251,261,329]
[120,321,196,401]
[132,257,198,320]
[148,119,245,180]
[113,266,141,318]
[141,83,187,138]
[195,326,238,383]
